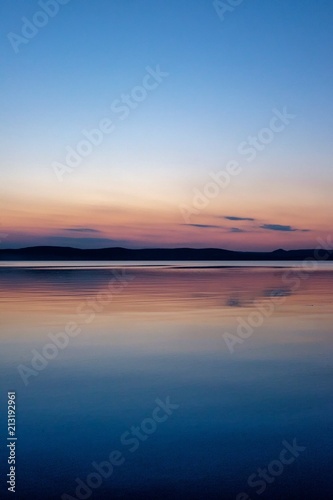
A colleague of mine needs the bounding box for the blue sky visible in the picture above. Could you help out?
[1,0,332,249]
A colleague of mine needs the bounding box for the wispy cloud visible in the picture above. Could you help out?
[260,224,310,232]
[184,224,222,229]
[184,224,248,233]
[224,216,256,221]
[63,227,101,233]
[40,236,130,248]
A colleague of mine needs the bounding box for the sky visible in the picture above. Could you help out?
[1,0,332,251]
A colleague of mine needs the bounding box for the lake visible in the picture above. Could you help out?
[0,262,332,499]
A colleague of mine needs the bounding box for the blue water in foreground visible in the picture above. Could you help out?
[0,263,332,499]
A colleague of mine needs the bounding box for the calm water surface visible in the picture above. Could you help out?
[0,263,332,499]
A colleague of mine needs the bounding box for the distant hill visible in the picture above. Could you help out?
[0,246,332,261]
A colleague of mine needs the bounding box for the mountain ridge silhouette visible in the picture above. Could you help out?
[0,246,332,261]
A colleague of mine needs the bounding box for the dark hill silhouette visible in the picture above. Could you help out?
[0,246,332,261]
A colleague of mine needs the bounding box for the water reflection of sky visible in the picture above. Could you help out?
[0,265,332,499]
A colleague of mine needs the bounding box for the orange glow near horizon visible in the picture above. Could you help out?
[1,162,332,251]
